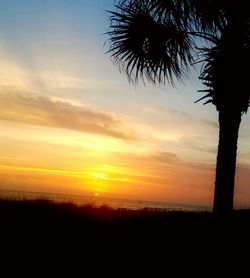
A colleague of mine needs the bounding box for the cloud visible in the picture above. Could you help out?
[0,89,136,140]
[178,136,217,154]
[112,150,213,172]
[150,151,180,164]
[141,104,218,129]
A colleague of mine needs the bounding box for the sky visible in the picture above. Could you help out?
[0,0,250,208]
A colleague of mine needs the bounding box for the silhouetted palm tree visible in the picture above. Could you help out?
[106,0,250,214]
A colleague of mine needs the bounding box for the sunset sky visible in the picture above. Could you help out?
[1,0,250,208]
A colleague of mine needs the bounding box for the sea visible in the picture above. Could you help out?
[0,189,210,212]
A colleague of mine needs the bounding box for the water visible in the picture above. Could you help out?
[0,189,210,212]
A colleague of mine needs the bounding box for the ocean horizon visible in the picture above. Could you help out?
[0,189,211,212]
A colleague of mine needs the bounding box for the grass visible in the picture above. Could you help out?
[1,198,249,274]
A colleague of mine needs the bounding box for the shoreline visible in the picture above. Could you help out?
[0,188,211,212]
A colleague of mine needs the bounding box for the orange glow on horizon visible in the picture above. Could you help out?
[82,164,132,194]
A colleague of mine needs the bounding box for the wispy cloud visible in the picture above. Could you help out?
[141,104,217,128]
[0,89,136,140]
[105,150,215,204]
[150,151,180,165]
[178,136,217,154]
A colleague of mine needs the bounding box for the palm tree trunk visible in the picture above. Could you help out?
[213,108,242,215]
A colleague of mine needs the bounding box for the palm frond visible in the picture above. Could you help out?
[106,0,250,113]
[106,0,195,84]
[189,0,226,35]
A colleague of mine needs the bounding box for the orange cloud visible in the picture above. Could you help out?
[0,89,136,140]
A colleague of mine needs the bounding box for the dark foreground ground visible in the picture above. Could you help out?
[1,199,250,276]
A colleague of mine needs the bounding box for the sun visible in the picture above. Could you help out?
[83,164,131,194]
[91,172,107,180]
[84,170,110,193]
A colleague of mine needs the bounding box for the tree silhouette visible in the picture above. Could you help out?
[106,0,250,215]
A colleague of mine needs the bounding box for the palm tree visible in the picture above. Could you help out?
[106,0,250,215]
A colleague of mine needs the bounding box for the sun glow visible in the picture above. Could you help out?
[82,163,132,194]
[83,167,109,193]
[90,172,108,180]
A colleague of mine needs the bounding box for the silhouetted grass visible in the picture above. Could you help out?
[1,198,250,232]
[1,198,249,275]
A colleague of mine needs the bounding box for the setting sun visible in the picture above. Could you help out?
[84,168,110,193]
[90,172,108,180]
